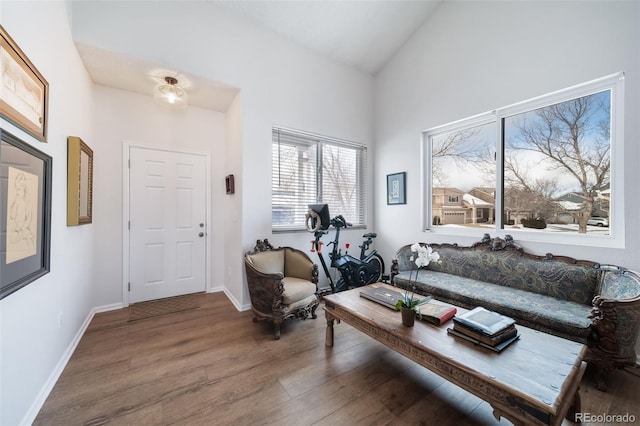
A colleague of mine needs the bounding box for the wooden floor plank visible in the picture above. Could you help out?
[34,292,640,425]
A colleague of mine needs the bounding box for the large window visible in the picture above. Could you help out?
[272,127,367,231]
[423,73,624,246]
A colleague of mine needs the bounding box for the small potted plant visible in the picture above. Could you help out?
[395,243,440,327]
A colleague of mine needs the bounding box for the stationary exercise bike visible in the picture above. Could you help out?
[306,204,385,293]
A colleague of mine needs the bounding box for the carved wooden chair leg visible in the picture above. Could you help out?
[311,303,318,319]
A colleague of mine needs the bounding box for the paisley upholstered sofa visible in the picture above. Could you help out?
[390,234,640,390]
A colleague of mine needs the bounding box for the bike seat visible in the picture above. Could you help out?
[363,233,377,239]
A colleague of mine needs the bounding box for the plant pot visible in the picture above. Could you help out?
[401,307,416,327]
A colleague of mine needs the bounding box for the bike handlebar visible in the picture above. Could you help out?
[330,215,352,229]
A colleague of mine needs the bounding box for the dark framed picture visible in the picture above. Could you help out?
[1,128,52,299]
[0,25,49,142]
[387,172,406,205]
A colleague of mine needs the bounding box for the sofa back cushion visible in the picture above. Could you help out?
[397,243,599,305]
[246,249,285,275]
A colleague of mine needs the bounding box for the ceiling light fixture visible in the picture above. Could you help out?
[153,76,188,109]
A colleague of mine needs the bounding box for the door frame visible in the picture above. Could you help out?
[121,141,212,307]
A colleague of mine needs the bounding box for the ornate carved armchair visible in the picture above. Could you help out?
[244,239,319,339]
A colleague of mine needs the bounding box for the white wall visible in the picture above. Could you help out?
[222,93,246,307]
[0,2,95,425]
[91,85,225,306]
[374,0,640,359]
[71,1,374,306]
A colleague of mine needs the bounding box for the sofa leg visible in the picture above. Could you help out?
[593,365,609,392]
[274,322,281,340]
[311,303,318,319]
[586,360,612,392]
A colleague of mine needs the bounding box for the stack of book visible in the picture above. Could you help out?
[447,307,519,352]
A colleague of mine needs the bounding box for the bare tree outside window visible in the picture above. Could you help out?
[322,144,359,223]
[424,74,621,241]
[504,90,611,234]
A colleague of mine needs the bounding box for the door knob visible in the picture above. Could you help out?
[199,232,204,237]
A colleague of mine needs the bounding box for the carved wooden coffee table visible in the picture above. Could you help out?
[324,283,586,426]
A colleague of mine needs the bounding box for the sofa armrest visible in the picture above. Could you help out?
[588,267,640,371]
[390,258,399,284]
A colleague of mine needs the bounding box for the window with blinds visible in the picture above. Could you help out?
[272,127,367,231]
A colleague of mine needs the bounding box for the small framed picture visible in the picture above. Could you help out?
[0,25,49,142]
[225,174,235,194]
[387,172,406,205]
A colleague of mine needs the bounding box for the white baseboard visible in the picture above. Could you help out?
[21,305,103,426]
[94,302,124,313]
[222,287,251,311]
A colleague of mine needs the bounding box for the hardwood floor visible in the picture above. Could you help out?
[35,292,640,425]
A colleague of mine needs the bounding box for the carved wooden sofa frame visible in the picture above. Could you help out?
[390,234,640,391]
[244,239,320,339]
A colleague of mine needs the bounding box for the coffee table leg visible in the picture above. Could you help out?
[326,317,335,347]
[566,387,582,423]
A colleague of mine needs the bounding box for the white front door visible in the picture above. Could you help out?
[129,147,207,303]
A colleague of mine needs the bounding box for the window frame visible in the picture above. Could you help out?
[422,72,625,248]
[272,126,368,232]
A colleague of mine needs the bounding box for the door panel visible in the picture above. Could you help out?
[129,147,206,303]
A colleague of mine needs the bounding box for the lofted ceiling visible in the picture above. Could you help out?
[75,1,443,112]
[217,0,443,75]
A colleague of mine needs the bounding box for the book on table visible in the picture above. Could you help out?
[418,300,457,325]
[452,321,517,346]
[359,285,406,309]
[446,327,520,352]
[452,306,516,337]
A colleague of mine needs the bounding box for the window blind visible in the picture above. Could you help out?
[272,127,367,231]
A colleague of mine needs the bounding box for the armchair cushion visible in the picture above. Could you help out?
[246,250,284,276]
[285,248,315,280]
[282,277,317,305]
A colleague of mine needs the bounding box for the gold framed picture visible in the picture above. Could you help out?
[67,136,94,226]
[0,25,49,142]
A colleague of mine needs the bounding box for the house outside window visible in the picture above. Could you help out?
[272,127,367,231]
[423,73,624,247]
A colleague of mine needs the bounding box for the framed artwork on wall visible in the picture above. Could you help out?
[67,136,94,225]
[0,128,52,299]
[0,25,49,142]
[387,172,406,205]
